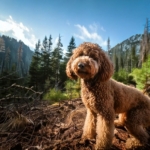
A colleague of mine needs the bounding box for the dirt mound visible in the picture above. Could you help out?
[0,98,149,150]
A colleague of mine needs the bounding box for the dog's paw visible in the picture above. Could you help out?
[125,138,143,149]
[79,138,95,145]
[95,144,111,150]
[114,120,124,127]
[79,138,86,144]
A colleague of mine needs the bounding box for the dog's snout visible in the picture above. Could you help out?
[78,63,85,69]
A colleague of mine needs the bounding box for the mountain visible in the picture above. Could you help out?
[0,35,33,76]
[109,34,143,72]
[110,34,142,54]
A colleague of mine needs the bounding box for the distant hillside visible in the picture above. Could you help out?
[0,35,33,76]
[109,34,142,72]
[110,34,142,54]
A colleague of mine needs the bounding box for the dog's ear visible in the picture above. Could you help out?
[66,56,78,80]
[98,52,114,81]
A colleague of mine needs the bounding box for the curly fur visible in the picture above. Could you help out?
[66,42,150,150]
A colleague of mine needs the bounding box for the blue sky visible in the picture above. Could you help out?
[0,0,150,51]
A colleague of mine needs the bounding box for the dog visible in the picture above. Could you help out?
[66,42,150,149]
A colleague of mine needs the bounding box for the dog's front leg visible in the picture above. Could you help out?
[82,108,96,141]
[95,113,114,150]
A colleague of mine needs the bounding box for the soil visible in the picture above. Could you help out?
[0,98,149,150]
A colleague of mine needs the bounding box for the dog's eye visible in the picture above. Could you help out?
[93,57,98,61]
[79,53,83,56]
[89,54,98,61]
[89,54,95,59]
[80,53,87,57]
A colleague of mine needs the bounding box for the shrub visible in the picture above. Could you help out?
[43,88,68,103]
[65,79,80,99]
[113,68,129,84]
[130,55,150,90]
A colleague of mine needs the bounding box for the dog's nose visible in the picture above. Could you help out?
[78,63,85,69]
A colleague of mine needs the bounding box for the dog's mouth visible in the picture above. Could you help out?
[77,70,88,74]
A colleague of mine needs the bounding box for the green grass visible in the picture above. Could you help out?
[43,87,80,104]
[43,88,68,103]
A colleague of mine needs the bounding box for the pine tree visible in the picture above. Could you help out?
[65,36,76,61]
[125,48,130,73]
[3,47,10,72]
[43,35,53,90]
[118,44,123,70]
[48,35,53,53]
[17,42,25,77]
[131,45,138,69]
[0,37,5,73]
[51,35,63,89]
[107,37,112,58]
[0,37,5,52]
[42,36,48,51]
[40,36,53,90]
[139,18,150,66]
[29,40,41,91]
[112,48,119,72]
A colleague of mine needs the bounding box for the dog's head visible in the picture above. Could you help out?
[66,42,114,81]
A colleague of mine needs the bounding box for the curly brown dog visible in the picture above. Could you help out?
[66,42,150,150]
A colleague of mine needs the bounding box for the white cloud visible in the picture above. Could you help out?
[89,23,98,32]
[89,23,106,32]
[74,24,107,46]
[0,16,37,49]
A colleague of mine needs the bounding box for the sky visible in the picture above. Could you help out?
[0,0,150,51]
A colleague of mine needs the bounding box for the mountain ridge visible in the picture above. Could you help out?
[0,35,33,76]
[108,34,143,72]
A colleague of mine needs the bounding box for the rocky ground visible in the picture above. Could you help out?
[0,98,150,150]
